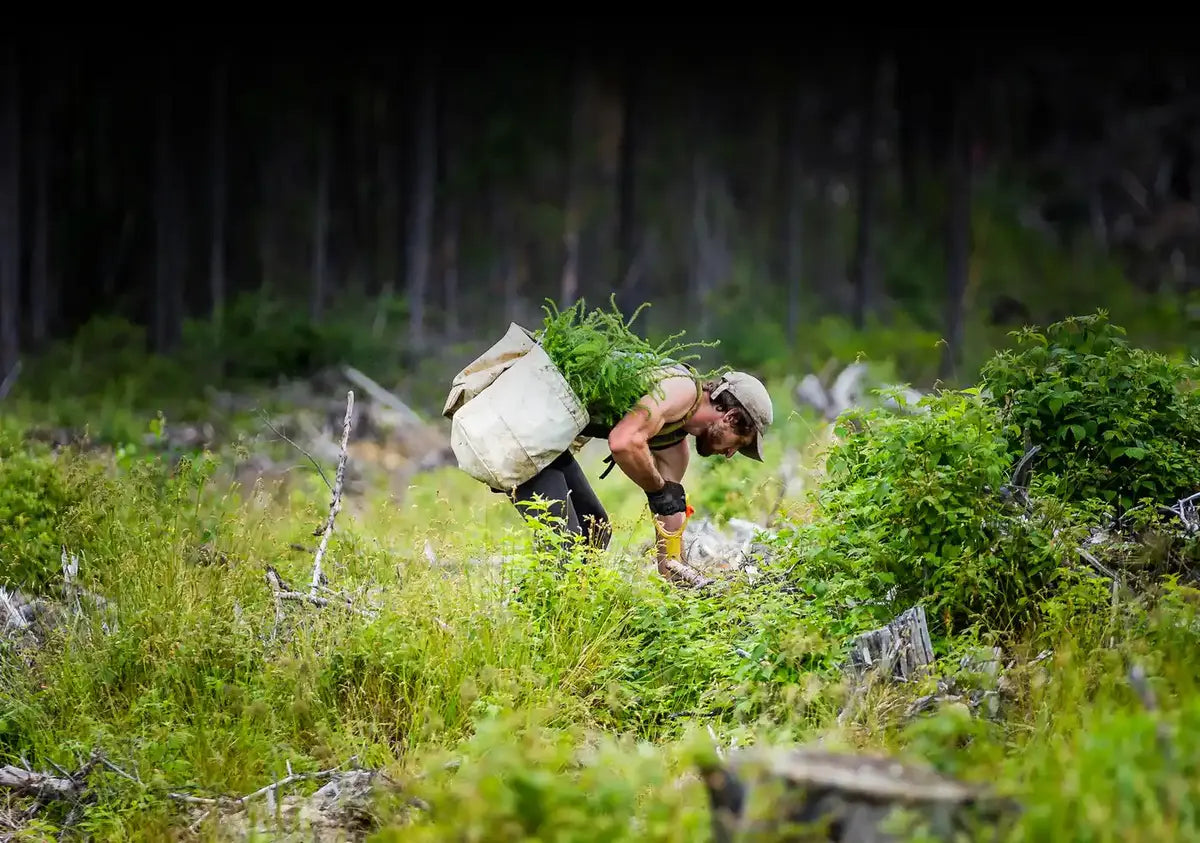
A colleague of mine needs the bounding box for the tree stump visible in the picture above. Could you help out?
[846,605,934,682]
[700,746,1018,843]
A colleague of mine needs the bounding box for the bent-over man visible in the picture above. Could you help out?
[506,365,773,586]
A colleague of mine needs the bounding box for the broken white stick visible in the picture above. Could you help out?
[310,390,353,599]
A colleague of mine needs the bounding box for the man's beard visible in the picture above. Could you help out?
[695,429,714,457]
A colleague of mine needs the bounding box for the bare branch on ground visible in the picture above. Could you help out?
[310,390,353,599]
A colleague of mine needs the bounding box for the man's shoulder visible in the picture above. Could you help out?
[642,370,703,421]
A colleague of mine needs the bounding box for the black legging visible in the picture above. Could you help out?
[504,450,612,550]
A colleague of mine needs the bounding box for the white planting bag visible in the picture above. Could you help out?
[448,335,589,492]
[442,322,537,419]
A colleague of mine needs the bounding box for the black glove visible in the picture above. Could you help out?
[647,481,688,516]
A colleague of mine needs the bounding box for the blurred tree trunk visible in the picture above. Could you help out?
[941,73,973,382]
[0,45,19,378]
[896,51,923,215]
[852,48,884,330]
[257,122,279,305]
[614,51,641,315]
[372,78,406,341]
[436,69,460,339]
[210,54,228,341]
[30,62,51,347]
[370,81,399,339]
[93,88,115,303]
[776,78,807,345]
[154,56,184,354]
[374,82,398,296]
[440,197,460,339]
[690,86,716,336]
[806,95,839,317]
[491,182,524,323]
[406,47,437,352]
[560,51,590,310]
[311,120,332,322]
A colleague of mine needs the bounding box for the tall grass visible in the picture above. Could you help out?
[3,378,1200,840]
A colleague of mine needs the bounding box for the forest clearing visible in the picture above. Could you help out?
[4,32,1200,842]
[3,309,1200,841]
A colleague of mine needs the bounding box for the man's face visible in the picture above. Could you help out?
[696,410,756,459]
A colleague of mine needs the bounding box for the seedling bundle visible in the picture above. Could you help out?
[535,296,719,428]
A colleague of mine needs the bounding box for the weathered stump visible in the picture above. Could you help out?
[846,605,934,682]
[701,746,1017,843]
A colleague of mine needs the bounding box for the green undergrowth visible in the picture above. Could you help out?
[980,312,1200,509]
[3,313,1200,839]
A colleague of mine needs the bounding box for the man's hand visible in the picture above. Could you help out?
[646,480,687,516]
[643,442,695,578]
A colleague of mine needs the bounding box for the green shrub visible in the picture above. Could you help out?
[0,433,89,593]
[980,311,1200,510]
[787,388,1073,637]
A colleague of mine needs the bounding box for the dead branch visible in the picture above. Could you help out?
[311,390,353,598]
[341,364,424,426]
[265,568,287,641]
[263,566,377,630]
[168,757,359,814]
[0,747,377,836]
[0,359,20,401]
[0,587,28,630]
[58,546,115,628]
[95,756,142,786]
[702,745,1019,843]
[0,749,104,823]
[1078,547,1119,581]
[846,605,934,682]
[998,444,1041,509]
[272,589,375,619]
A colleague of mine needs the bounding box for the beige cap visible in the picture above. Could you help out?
[711,371,773,461]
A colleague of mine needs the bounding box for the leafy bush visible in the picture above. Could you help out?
[181,289,407,382]
[980,311,1200,510]
[788,388,1073,637]
[0,432,87,593]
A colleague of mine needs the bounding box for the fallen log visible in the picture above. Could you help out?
[700,745,1018,843]
[0,765,81,801]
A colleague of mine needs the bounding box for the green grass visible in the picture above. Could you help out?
[6,299,1200,840]
[1,379,1199,842]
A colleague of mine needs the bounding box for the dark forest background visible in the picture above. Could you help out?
[4,30,1200,423]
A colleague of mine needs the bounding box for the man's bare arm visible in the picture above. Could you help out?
[606,375,698,493]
